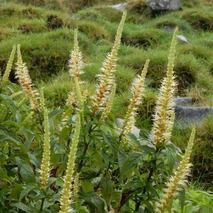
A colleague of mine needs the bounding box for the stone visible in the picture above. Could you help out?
[175,106,213,123]
[111,3,127,12]
[149,0,181,11]
[175,97,193,105]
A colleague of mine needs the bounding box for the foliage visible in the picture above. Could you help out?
[1,13,208,212]
[172,187,213,212]
[0,1,213,212]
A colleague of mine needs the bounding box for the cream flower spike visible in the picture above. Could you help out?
[59,114,81,213]
[92,11,127,114]
[39,88,51,189]
[151,28,178,145]
[68,30,84,108]
[121,59,149,139]
[15,44,40,110]
[68,29,83,80]
[155,128,196,213]
[101,83,116,120]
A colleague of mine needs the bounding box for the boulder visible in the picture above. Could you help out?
[175,106,213,123]
[149,0,181,11]
[175,97,193,105]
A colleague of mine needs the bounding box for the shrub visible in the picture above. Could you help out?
[0,15,200,212]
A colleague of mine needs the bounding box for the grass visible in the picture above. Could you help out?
[1,1,212,101]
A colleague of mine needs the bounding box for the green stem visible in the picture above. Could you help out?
[40,197,45,212]
[135,147,160,211]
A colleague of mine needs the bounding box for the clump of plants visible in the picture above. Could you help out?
[0,12,201,212]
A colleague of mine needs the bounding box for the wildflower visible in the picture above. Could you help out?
[151,28,178,145]
[72,172,80,203]
[101,83,116,120]
[155,128,196,213]
[121,59,149,138]
[92,11,127,114]
[59,114,81,213]
[68,29,83,81]
[15,44,40,110]
[39,88,51,189]
[68,30,84,108]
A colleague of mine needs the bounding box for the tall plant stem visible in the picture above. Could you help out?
[77,120,97,172]
[40,197,45,212]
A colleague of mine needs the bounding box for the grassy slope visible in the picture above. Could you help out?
[0,0,212,187]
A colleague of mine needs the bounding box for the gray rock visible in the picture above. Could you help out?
[111,3,127,11]
[175,106,213,123]
[149,0,181,10]
[116,118,140,138]
[175,97,193,106]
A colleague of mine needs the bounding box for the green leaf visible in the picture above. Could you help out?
[100,175,113,206]
[83,192,106,213]
[11,202,31,212]
[15,158,35,183]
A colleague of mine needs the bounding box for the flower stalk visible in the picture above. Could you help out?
[39,88,51,189]
[121,59,149,139]
[101,83,116,120]
[59,114,81,213]
[155,128,196,213]
[92,11,127,114]
[68,29,84,108]
[15,44,40,110]
[151,28,178,145]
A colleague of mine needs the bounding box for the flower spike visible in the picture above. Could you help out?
[121,59,149,139]
[101,83,116,120]
[59,114,81,213]
[92,11,127,114]
[155,128,196,213]
[39,88,51,189]
[15,44,40,110]
[68,30,84,108]
[151,28,178,145]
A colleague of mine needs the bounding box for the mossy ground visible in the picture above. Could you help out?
[0,0,213,188]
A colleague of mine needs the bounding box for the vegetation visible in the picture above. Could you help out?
[0,0,212,212]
